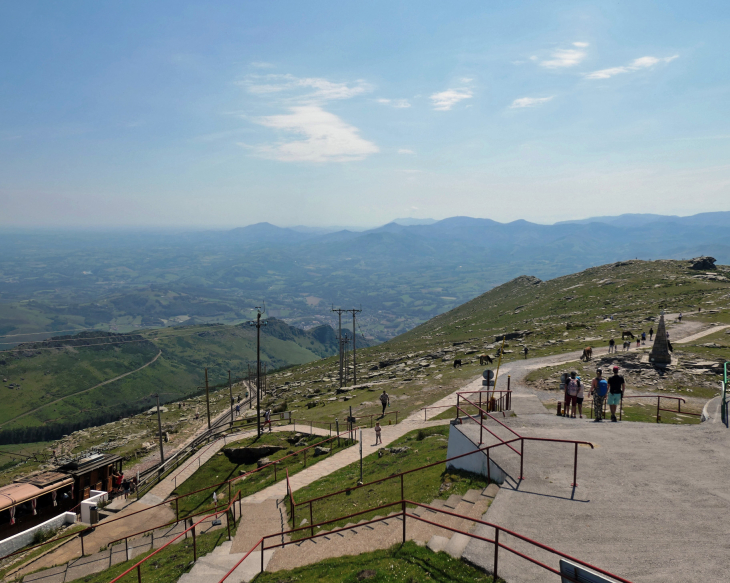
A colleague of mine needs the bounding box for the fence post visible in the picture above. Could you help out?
[493,527,499,579]
[507,375,511,391]
[400,474,404,500]
[456,395,460,419]
[227,509,231,541]
[656,397,661,423]
[137,564,142,583]
[125,537,129,560]
[571,442,578,487]
[519,439,524,481]
[260,539,264,573]
[486,448,491,484]
[175,498,179,523]
[402,500,406,543]
[310,501,314,537]
[192,524,197,562]
[80,532,85,557]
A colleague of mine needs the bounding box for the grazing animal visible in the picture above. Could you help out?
[581,347,593,361]
[453,359,462,368]
[479,354,493,365]
[622,331,635,340]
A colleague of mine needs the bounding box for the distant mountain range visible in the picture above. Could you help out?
[1,211,729,344]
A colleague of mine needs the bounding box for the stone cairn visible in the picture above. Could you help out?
[649,314,672,365]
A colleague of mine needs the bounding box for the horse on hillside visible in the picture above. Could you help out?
[622,331,635,340]
[479,354,493,365]
[581,347,593,361]
[453,359,462,368]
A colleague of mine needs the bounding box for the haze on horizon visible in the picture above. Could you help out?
[1,1,729,229]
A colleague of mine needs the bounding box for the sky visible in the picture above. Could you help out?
[1,1,729,228]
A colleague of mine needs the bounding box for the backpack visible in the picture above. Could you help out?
[380,393,388,404]
[597,379,608,395]
[566,379,578,396]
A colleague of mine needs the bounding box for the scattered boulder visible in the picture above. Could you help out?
[357,570,376,580]
[256,457,271,468]
[314,446,330,456]
[223,445,285,464]
[390,446,410,454]
[689,256,716,270]
[286,433,303,444]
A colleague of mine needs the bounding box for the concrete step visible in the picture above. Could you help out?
[443,532,471,558]
[443,494,463,509]
[212,541,233,555]
[426,535,449,553]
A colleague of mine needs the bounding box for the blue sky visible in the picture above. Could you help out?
[1,1,729,228]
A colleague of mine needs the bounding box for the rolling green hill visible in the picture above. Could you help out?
[0,319,349,443]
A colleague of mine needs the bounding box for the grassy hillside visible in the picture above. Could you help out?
[255,259,730,428]
[0,319,345,442]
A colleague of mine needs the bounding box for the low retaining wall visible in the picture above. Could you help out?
[80,490,108,524]
[445,421,507,484]
[0,512,76,558]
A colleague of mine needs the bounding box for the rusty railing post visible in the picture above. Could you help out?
[571,442,578,487]
[80,532,85,557]
[402,500,406,543]
[125,537,129,560]
[656,397,661,423]
[137,564,142,583]
[493,527,499,579]
[487,448,491,484]
[227,509,231,541]
[507,375,511,391]
[519,439,524,481]
[456,394,460,419]
[309,501,314,537]
[260,539,264,573]
[192,524,197,562]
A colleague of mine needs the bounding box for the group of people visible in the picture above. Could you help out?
[607,328,653,354]
[110,469,136,500]
[562,366,625,422]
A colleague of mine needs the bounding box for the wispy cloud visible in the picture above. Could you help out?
[250,61,274,68]
[430,88,472,111]
[251,105,378,163]
[540,47,587,68]
[510,96,554,108]
[377,98,411,108]
[585,55,678,79]
[398,148,415,154]
[242,74,372,102]
[573,42,589,48]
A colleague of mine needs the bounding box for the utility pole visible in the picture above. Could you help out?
[155,394,164,464]
[249,307,267,437]
[204,368,211,430]
[331,307,347,388]
[228,370,234,428]
[344,308,362,386]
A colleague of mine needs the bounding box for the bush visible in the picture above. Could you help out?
[31,526,58,546]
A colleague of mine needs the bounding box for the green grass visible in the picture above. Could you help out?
[543,400,702,424]
[171,431,351,519]
[254,540,500,583]
[288,426,490,540]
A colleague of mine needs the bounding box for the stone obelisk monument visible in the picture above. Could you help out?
[649,312,672,365]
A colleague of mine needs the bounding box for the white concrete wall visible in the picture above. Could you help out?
[80,490,108,524]
[0,512,76,558]
[445,422,507,485]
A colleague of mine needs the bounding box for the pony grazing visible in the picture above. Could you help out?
[581,347,593,361]
[479,354,493,365]
[453,359,463,368]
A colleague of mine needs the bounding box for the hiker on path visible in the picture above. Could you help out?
[636,337,641,349]
[235,404,240,417]
[523,346,529,359]
[649,327,654,341]
[591,369,609,422]
[379,390,390,416]
[641,331,646,345]
[608,338,615,354]
[607,366,625,422]
[565,372,580,418]
[575,374,585,419]
[678,312,683,322]
[122,477,130,500]
[263,408,272,432]
[374,421,382,445]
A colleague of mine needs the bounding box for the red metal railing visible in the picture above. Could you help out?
[587,394,702,423]
[421,390,512,421]
[217,496,632,583]
[454,391,593,486]
[108,490,241,583]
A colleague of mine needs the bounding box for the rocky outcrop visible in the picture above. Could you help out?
[223,445,285,464]
[689,256,716,270]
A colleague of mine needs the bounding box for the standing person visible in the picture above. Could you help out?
[379,390,390,417]
[523,346,529,359]
[122,477,130,500]
[641,331,646,345]
[591,369,609,422]
[678,312,683,322]
[607,366,625,422]
[649,327,654,341]
[565,372,579,419]
[608,338,615,354]
[575,374,585,419]
[263,408,272,432]
[636,337,640,349]
[235,403,240,417]
[374,421,382,445]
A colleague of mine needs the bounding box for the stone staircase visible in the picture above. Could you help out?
[264,483,499,574]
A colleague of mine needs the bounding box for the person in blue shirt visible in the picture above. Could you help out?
[591,369,609,422]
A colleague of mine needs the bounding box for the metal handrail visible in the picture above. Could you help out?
[108,490,241,583]
[623,395,701,423]
[218,496,633,583]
